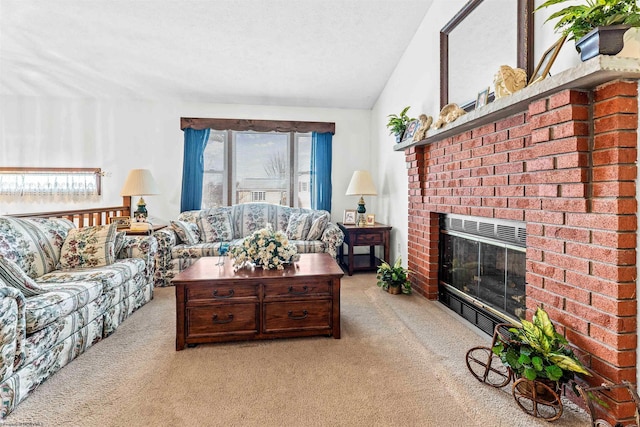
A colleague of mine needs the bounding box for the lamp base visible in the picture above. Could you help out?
[134,197,148,222]
[356,196,366,227]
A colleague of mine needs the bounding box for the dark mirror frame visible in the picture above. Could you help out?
[440,0,534,109]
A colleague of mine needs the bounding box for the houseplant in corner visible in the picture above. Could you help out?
[536,0,640,61]
[376,256,411,295]
[386,106,414,143]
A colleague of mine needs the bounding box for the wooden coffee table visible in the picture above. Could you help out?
[173,253,343,350]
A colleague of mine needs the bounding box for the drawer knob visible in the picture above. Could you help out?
[287,310,308,320]
[212,289,234,299]
[212,313,234,324]
[287,285,309,295]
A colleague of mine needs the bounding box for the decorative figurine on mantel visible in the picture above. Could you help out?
[494,65,527,99]
[413,114,433,141]
[433,103,466,129]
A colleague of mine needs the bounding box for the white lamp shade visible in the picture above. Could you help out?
[120,169,160,196]
[345,170,377,196]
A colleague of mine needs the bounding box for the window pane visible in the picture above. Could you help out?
[296,134,311,208]
[202,131,226,208]
[234,132,289,206]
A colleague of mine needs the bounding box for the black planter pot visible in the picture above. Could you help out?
[575,25,631,62]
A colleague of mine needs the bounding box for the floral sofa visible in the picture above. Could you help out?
[153,203,344,286]
[0,216,157,418]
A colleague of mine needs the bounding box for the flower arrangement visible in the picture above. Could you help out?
[229,223,298,270]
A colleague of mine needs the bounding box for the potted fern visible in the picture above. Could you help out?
[376,257,412,295]
[536,0,640,61]
[386,106,414,143]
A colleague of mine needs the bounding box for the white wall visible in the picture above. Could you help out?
[0,0,584,246]
[370,0,582,266]
[0,96,370,224]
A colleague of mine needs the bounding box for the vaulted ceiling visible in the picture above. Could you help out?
[1,0,435,109]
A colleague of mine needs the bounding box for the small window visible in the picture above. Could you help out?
[0,167,102,199]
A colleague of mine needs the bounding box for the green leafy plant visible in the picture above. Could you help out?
[492,307,591,383]
[386,106,414,137]
[536,0,640,42]
[376,256,412,294]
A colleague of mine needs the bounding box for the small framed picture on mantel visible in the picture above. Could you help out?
[476,87,490,109]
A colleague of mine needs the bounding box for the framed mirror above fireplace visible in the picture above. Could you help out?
[440,0,534,110]
[438,214,526,335]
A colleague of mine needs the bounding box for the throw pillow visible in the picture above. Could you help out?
[114,231,126,257]
[59,224,118,269]
[198,211,233,243]
[0,255,47,297]
[306,213,330,240]
[171,220,200,245]
[286,213,312,240]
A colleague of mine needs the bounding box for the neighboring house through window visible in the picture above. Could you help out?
[202,130,311,208]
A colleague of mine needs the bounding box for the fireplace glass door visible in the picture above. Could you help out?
[439,214,526,329]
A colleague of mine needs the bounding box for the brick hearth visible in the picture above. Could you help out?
[403,79,638,423]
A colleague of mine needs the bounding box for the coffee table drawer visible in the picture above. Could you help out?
[264,281,332,298]
[263,300,331,332]
[186,283,258,302]
[187,303,258,336]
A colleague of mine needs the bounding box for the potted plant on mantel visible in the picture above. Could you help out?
[492,306,591,414]
[386,106,414,143]
[376,257,412,295]
[537,0,640,61]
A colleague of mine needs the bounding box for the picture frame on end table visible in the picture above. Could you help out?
[343,209,356,225]
[108,216,131,229]
[365,214,376,226]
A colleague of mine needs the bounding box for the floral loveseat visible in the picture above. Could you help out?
[153,203,343,286]
[0,216,156,418]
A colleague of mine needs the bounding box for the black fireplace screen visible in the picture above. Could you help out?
[439,215,526,330]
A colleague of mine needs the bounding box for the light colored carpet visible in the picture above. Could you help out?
[7,273,590,426]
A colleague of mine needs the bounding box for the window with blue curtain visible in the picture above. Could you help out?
[180,118,334,211]
[180,127,210,212]
[310,132,332,212]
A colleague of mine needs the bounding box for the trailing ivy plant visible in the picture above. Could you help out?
[536,0,640,42]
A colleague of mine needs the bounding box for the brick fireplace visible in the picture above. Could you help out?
[398,59,640,423]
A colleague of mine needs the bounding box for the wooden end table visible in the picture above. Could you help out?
[121,223,166,235]
[172,253,343,350]
[337,222,392,276]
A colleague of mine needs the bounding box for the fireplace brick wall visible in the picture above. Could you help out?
[404,80,638,423]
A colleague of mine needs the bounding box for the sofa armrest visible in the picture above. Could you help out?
[118,235,158,283]
[321,222,344,259]
[0,286,26,382]
[152,228,177,287]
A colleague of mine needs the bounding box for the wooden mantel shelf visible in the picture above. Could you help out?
[394,56,640,151]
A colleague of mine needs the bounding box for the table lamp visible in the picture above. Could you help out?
[345,170,377,227]
[120,169,159,222]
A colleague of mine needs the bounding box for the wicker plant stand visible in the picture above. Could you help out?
[465,323,563,422]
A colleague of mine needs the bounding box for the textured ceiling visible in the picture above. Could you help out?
[0,0,434,109]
